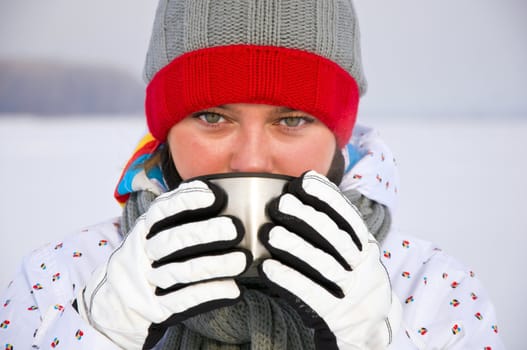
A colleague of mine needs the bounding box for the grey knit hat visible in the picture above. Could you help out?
[144,0,367,147]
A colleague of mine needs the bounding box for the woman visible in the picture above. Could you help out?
[0,0,504,349]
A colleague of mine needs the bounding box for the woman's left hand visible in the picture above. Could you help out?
[258,171,401,350]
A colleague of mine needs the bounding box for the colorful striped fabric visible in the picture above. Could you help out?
[114,133,166,206]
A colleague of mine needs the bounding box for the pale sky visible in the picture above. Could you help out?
[0,1,157,80]
[1,0,526,118]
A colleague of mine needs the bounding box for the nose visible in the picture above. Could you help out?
[229,128,273,173]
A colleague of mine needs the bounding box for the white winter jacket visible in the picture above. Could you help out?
[0,127,504,349]
[0,219,504,349]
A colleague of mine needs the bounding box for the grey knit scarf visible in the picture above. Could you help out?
[121,188,391,350]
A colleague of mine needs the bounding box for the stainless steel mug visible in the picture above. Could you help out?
[204,173,293,260]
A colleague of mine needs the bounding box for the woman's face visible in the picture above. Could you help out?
[167,103,336,180]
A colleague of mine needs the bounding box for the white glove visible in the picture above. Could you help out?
[258,171,401,350]
[76,180,251,349]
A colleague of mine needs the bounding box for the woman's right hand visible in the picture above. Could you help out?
[76,180,251,349]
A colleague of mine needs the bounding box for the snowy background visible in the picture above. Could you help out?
[1,1,526,348]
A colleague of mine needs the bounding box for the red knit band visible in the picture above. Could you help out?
[145,45,359,148]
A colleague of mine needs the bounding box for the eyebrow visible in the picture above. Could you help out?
[276,107,296,113]
[216,105,297,113]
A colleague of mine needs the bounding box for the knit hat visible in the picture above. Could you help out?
[144,0,367,148]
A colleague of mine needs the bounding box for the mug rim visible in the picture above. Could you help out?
[188,172,294,182]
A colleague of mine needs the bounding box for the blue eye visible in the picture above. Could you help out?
[196,113,225,124]
[279,116,313,127]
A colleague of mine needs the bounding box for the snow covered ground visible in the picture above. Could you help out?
[0,115,525,348]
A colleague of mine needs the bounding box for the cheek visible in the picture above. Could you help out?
[167,126,230,180]
[275,132,336,177]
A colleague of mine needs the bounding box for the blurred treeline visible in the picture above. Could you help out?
[0,59,144,115]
